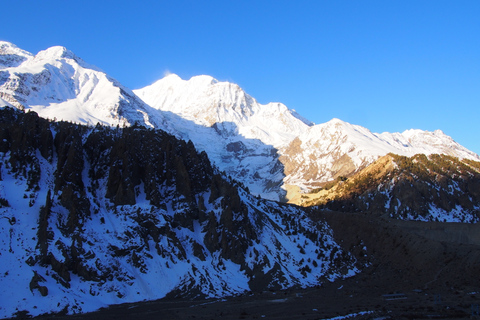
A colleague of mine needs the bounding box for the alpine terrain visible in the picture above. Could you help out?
[134,76,479,202]
[1,41,480,319]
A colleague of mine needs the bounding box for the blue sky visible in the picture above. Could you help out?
[3,1,480,154]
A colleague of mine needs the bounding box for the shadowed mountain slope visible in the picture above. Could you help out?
[0,107,356,318]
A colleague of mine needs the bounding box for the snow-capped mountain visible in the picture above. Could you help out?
[279,118,480,195]
[134,73,313,147]
[0,41,166,130]
[1,41,479,202]
[134,74,314,200]
[134,74,479,199]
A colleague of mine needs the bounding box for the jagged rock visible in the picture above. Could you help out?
[29,271,48,296]
[47,252,71,285]
[36,191,52,262]
[192,241,206,261]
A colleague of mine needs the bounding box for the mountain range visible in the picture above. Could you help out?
[1,41,478,203]
[1,41,480,318]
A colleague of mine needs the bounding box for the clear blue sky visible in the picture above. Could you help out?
[3,1,480,155]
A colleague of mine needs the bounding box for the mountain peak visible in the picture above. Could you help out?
[151,74,219,87]
[317,118,361,134]
[0,41,31,56]
[163,72,182,81]
[29,45,102,72]
[326,118,348,126]
[135,73,311,142]
[0,43,157,128]
[34,45,78,61]
[189,74,218,85]
[0,41,33,68]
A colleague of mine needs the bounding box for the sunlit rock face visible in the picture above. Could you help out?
[301,153,480,223]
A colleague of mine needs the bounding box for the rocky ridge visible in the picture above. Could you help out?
[297,153,480,222]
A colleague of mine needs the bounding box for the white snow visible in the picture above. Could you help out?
[281,117,480,191]
[134,74,480,196]
[0,41,33,69]
[0,41,168,130]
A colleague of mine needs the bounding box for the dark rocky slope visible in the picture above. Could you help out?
[0,107,356,318]
[26,211,480,320]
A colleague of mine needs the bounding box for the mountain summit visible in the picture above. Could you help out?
[0,41,166,129]
[0,41,33,68]
[134,73,313,147]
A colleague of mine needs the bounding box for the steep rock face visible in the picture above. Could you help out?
[302,153,480,222]
[0,108,357,318]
